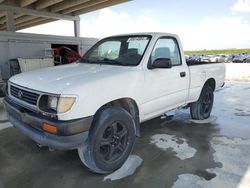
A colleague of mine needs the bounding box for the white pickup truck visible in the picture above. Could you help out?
[4,33,225,174]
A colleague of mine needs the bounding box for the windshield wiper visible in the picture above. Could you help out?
[80,58,127,66]
[98,58,127,66]
[80,58,95,64]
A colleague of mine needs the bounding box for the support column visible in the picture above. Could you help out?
[6,11,15,32]
[74,19,80,37]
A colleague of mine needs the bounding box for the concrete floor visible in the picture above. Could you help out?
[0,81,250,188]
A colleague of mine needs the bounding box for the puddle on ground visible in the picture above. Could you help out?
[150,134,197,160]
[172,136,250,188]
[234,107,250,116]
[103,155,143,181]
[194,170,216,180]
[234,112,250,116]
[190,115,217,124]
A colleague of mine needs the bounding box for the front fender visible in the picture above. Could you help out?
[57,71,144,121]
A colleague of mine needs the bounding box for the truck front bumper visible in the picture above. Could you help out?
[4,97,93,150]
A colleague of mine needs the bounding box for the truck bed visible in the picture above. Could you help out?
[186,60,224,66]
[187,61,225,103]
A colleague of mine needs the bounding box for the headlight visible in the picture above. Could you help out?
[57,97,76,113]
[39,95,76,113]
[48,96,58,111]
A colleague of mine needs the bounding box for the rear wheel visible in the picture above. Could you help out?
[78,107,136,174]
[190,85,214,120]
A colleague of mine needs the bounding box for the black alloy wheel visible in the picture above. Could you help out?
[190,85,214,120]
[78,107,136,174]
[98,121,129,163]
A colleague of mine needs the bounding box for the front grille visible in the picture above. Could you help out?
[10,85,40,105]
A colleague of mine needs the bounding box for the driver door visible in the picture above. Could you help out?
[142,37,189,120]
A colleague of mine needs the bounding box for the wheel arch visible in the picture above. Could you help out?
[204,78,216,91]
[93,97,141,137]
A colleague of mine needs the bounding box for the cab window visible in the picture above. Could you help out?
[151,38,181,66]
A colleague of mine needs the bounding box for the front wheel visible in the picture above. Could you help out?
[78,107,136,174]
[190,85,214,120]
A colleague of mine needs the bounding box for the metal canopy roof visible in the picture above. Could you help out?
[0,0,130,32]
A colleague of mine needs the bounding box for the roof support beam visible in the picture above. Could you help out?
[14,13,23,19]
[0,4,80,21]
[51,0,90,12]
[0,23,4,28]
[35,0,64,10]
[0,24,5,30]
[16,18,56,30]
[20,0,37,7]
[73,0,130,15]
[62,0,108,14]
[17,17,49,27]
[15,15,37,24]
[6,11,15,31]
[74,19,80,37]
[1,0,129,31]
[0,13,23,24]
[0,16,5,24]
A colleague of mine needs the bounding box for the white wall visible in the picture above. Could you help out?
[0,31,98,79]
[226,63,250,82]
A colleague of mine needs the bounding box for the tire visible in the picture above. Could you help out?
[78,107,136,174]
[190,85,214,120]
[0,82,7,97]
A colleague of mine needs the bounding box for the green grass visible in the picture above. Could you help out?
[185,48,250,56]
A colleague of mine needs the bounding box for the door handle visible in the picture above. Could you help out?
[180,72,186,77]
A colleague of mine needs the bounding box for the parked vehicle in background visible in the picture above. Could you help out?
[186,54,212,63]
[224,54,233,63]
[53,46,83,65]
[186,53,250,64]
[232,54,245,63]
[243,54,250,63]
[4,32,225,174]
[189,54,202,61]
[200,55,210,62]
[185,55,190,61]
[209,54,227,63]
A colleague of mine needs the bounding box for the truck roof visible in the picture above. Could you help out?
[109,32,179,38]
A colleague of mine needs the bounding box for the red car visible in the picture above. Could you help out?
[53,46,82,64]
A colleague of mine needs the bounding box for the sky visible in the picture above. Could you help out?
[19,0,250,51]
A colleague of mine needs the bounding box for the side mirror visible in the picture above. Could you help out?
[150,58,172,69]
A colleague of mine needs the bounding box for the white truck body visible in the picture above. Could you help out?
[9,32,225,122]
[5,32,225,173]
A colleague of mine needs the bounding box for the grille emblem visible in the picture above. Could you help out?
[17,90,23,99]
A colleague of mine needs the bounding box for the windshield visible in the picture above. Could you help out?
[81,35,151,66]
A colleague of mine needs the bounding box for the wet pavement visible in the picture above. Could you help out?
[0,81,250,188]
[0,98,9,130]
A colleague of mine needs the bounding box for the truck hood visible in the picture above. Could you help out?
[9,63,136,94]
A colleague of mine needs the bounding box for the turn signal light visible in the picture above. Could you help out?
[42,123,57,134]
